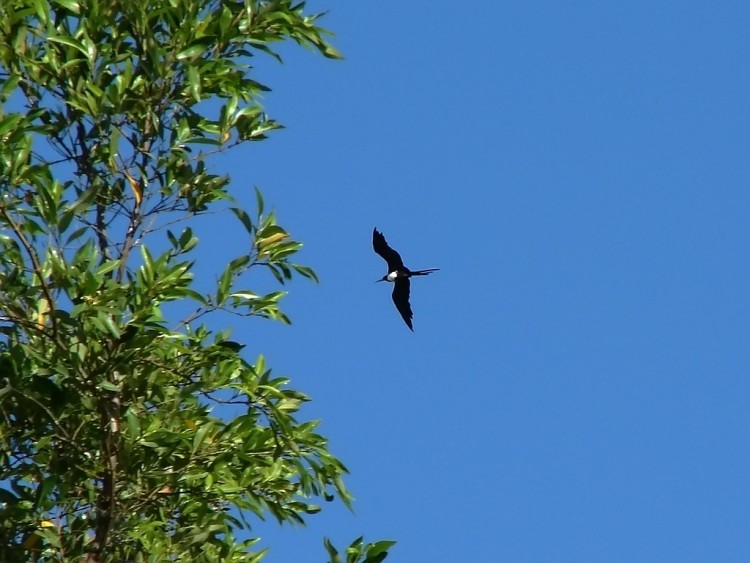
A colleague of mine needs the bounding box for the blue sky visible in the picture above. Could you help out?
[195,1,750,561]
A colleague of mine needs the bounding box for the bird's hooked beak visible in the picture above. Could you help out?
[375,276,386,283]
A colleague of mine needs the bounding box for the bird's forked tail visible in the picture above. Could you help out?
[411,268,439,276]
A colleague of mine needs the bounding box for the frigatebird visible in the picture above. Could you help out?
[373,228,439,331]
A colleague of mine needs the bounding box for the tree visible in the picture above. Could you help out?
[0,0,393,560]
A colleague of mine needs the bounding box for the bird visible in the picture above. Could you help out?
[372,228,439,331]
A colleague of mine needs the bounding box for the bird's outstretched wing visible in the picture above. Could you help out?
[373,228,405,270]
[391,278,413,331]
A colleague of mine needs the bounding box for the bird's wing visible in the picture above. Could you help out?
[373,228,405,270]
[391,278,414,331]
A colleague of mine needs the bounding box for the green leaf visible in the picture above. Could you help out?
[46,35,88,57]
[167,229,179,249]
[140,245,155,280]
[177,41,212,60]
[125,407,141,438]
[97,259,120,276]
[66,226,89,245]
[73,239,97,268]
[35,475,56,509]
[52,0,81,14]
[58,206,76,234]
[178,227,198,252]
[0,114,23,138]
[230,207,254,235]
[0,72,20,99]
[229,255,250,271]
[323,45,344,59]
[324,538,341,563]
[366,540,397,559]
[98,380,121,393]
[292,264,319,283]
[68,185,100,214]
[254,186,265,217]
[216,264,232,305]
[256,224,287,241]
[192,422,212,453]
[187,64,202,102]
[96,313,121,338]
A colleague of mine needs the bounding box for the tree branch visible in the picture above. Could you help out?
[0,206,59,337]
[86,371,122,562]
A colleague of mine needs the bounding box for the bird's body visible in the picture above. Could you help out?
[372,228,439,331]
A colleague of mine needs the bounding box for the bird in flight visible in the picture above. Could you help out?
[373,228,439,331]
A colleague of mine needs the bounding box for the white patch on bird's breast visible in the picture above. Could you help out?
[387,271,399,281]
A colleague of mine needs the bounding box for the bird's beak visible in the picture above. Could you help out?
[375,278,384,283]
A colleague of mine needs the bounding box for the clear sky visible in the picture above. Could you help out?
[195,1,750,561]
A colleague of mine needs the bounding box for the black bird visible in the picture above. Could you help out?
[373,228,439,331]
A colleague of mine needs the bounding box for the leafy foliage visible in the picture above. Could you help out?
[324,536,396,563]
[0,1,391,561]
